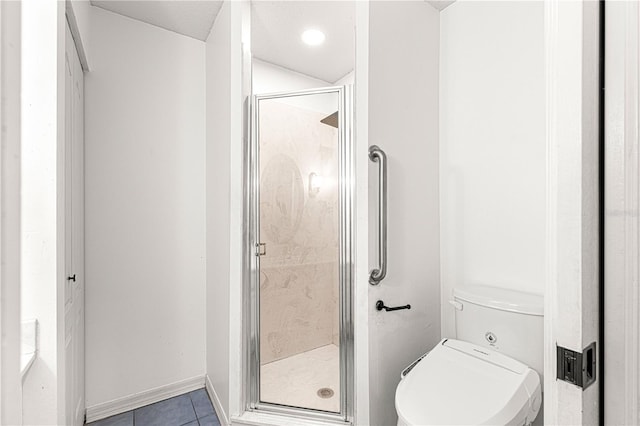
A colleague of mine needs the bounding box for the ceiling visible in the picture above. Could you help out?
[90,0,454,81]
[251,1,355,83]
[91,0,223,41]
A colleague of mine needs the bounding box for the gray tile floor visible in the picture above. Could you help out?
[87,389,221,426]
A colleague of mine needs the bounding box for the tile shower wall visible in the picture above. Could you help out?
[259,99,339,364]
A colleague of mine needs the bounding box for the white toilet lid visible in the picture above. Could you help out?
[395,339,540,426]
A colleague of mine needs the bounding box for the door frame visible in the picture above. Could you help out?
[63,6,87,425]
[246,86,355,424]
[543,0,601,423]
[63,17,85,426]
[603,1,640,424]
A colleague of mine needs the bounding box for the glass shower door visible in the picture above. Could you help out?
[251,87,352,418]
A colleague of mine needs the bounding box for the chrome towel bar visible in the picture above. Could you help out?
[369,145,387,285]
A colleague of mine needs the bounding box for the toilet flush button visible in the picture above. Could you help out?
[485,332,497,344]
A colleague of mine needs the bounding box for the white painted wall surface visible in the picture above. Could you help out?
[84,6,206,410]
[439,1,545,338]
[226,2,249,420]
[334,70,354,87]
[368,3,440,425]
[252,59,331,95]
[67,0,92,69]
[353,3,370,423]
[252,59,338,115]
[203,3,247,423]
[205,2,231,422]
[20,2,66,424]
[0,2,23,424]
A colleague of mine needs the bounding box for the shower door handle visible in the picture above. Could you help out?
[369,145,387,285]
[255,242,266,257]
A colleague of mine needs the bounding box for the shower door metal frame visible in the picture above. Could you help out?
[246,85,354,424]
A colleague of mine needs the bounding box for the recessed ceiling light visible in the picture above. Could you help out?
[301,29,325,46]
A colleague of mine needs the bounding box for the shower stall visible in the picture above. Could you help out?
[243,1,357,420]
[247,86,354,420]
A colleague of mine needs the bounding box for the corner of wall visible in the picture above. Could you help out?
[205,374,230,426]
[66,0,92,70]
[204,0,233,419]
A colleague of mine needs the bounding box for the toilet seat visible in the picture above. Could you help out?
[395,339,541,426]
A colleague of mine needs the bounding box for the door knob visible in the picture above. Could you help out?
[67,274,76,282]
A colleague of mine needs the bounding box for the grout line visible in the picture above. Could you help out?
[188,390,198,422]
[98,390,205,426]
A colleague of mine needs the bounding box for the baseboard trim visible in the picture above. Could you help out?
[205,374,230,426]
[85,375,205,423]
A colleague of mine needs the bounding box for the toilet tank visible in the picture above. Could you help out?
[452,285,544,378]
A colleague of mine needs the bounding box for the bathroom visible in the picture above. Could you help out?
[2,0,636,425]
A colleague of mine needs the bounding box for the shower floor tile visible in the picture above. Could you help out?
[260,344,340,413]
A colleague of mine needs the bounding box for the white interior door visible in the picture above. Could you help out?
[64,20,85,426]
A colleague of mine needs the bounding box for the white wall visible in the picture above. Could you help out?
[204,3,248,422]
[252,59,338,114]
[334,70,354,87]
[20,2,66,424]
[84,6,206,411]
[205,1,231,422]
[253,59,331,94]
[0,2,23,424]
[67,0,92,69]
[353,2,370,423]
[439,1,545,338]
[368,3,440,425]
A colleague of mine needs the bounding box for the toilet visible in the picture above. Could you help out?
[395,286,544,426]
